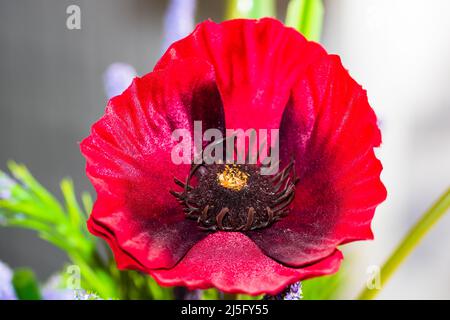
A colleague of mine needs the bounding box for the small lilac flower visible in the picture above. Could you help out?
[41,274,106,300]
[162,0,197,52]
[103,63,137,100]
[282,282,303,300]
[0,261,17,300]
[41,275,75,300]
[264,282,303,300]
[0,172,16,200]
[73,290,103,300]
[184,290,201,300]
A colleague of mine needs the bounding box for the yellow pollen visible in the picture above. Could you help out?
[217,165,249,191]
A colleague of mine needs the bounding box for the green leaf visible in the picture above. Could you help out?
[358,188,450,299]
[201,288,221,300]
[68,253,118,299]
[12,268,42,300]
[81,191,93,216]
[60,178,83,229]
[1,163,96,253]
[226,0,276,19]
[4,217,52,233]
[302,272,344,300]
[1,162,177,300]
[7,162,66,221]
[285,0,324,42]
[0,163,111,295]
[146,277,173,300]
[0,199,56,223]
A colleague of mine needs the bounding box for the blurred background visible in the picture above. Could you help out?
[0,0,449,299]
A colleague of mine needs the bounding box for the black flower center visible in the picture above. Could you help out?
[171,160,298,231]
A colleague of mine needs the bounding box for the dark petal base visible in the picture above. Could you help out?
[171,161,298,231]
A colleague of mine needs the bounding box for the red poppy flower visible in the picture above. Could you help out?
[80,18,386,295]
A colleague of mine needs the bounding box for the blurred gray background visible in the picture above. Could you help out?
[0,0,449,299]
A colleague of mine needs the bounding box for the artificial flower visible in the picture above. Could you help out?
[81,18,386,295]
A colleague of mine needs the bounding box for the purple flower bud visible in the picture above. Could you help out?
[0,261,17,300]
[264,281,303,300]
[73,290,103,300]
[103,63,137,100]
[0,173,16,200]
[41,275,75,300]
[162,0,197,52]
[184,290,201,300]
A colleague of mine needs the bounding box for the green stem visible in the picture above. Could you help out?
[226,0,275,20]
[358,188,450,300]
[285,0,324,42]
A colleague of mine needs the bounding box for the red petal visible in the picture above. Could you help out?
[81,59,224,269]
[150,232,343,295]
[87,217,147,272]
[155,18,327,131]
[247,55,386,267]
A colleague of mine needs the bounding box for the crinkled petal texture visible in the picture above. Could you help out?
[82,58,225,270]
[82,18,386,295]
[151,232,343,296]
[247,55,387,268]
[156,18,326,131]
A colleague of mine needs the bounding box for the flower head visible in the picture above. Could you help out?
[81,18,386,295]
